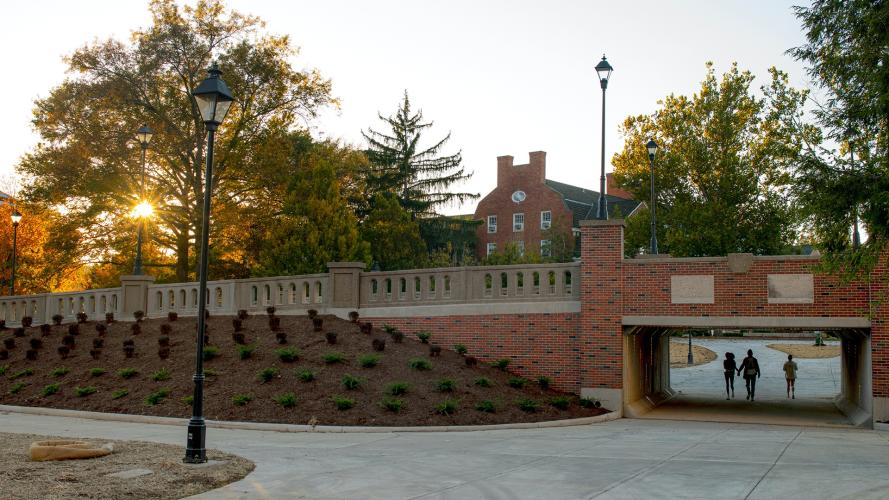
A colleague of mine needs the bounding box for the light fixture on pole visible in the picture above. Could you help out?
[595,54,613,220]
[184,63,234,464]
[133,124,153,275]
[10,210,22,296]
[646,139,659,255]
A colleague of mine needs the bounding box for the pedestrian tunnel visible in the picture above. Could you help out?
[621,325,872,427]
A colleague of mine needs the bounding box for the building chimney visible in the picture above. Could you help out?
[497,155,514,185]
[606,173,633,200]
[528,151,546,184]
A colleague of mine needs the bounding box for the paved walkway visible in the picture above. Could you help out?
[2,410,889,499]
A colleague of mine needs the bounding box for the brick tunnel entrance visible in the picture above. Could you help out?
[621,325,872,427]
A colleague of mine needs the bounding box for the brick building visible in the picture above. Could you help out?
[472,151,641,259]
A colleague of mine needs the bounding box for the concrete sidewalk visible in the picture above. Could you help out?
[3,409,889,499]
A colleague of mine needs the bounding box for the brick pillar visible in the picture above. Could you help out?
[871,255,889,423]
[579,219,625,413]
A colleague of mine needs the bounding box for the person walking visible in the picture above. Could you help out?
[723,352,737,400]
[783,354,798,399]
[738,349,761,401]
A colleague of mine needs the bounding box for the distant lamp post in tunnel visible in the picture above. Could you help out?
[687,331,694,365]
[185,62,234,465]
[646,138,658,255]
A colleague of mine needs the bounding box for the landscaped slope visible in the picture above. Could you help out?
[0,312,606,426]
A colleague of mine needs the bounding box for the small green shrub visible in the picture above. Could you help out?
[0,365,7,376]
[9,368,34,380]
[492,358,511,371]
[275,347,300,362]
[296,369,316,382]
[550,396,571,410]
[435,399,458,415]
[517,398,540,412]
[322,352,346,364]
[358,354,380,368]
[42,383,60,397]
[204,369,220,377]
[332,395,355,410]
[257,367,279,383]
[537,376,553,390]
[380,398,404,412]
[273,392,297,408]
[474,377,493,388]
[386,382,409,396]
[237,344,256,360]
[75,386,97,397]
[202,346,219,361]
[118,368,138,379]
[182,395,194,406]
[475,400,497,413]
[454,344,468,355]
[416,331,431,343]
[508,377,528,389]
[232,394,253,406]
[341,374,363,390]
[145,388,171,406]
[408,358,431,371]
[436,379,456,392]
[579,397,601,408]
[9,382,26,394]
[382,324,397,334]
[89,368,106,377]
[151,368,171,381]
[111,388,129,399]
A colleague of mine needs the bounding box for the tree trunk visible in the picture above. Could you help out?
[175,224,190,282]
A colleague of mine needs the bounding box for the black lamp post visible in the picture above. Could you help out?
[133,125,153,275]
[10,210,21,295]
[595,55,613,220]
[184,63,234,464]
[646,139,659,254]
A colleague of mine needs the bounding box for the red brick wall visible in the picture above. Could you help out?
[622,259,870,317]
[579,220,625,390]
[367,313,582,392]
[473,152,574,259]
[871,256,889,397]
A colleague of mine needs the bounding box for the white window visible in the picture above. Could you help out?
[517,240,525,256]
[486,242,497,256]
[487,215,497,233]
[541,240,551,257]
[541,211,551,230]
[513,213,524,232]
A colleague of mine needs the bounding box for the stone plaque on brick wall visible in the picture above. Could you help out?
[671,275,714,304]
[768,274,814,304]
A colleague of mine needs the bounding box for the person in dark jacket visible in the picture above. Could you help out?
[723,352,737,400]
[737,349,761,401]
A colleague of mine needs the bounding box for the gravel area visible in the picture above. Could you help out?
[0,432,253,499]
[767,343,841,359]
[669,342,717,367]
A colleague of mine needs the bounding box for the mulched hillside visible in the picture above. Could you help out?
[0,311,606,426]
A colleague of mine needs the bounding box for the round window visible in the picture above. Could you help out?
[511,190,527,203]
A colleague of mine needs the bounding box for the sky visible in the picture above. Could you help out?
[1,0,813,215]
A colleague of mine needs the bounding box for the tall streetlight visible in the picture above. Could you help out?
[595,55,613,220]
[133,125,153,275]
[184,63,234,464]
[646,139,659,254]
[10,210,22,295]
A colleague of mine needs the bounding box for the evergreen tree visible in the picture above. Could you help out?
[360,194,427,271]
[789,0,889,275]
[361,91,478,217]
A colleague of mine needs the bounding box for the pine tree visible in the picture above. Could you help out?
[361,91,478,217]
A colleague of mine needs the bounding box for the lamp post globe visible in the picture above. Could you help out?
[10,210,21,296]
[646,139,659,255]
[184,63,234,465]
[595,55,613,220]
[133,124,153,276]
